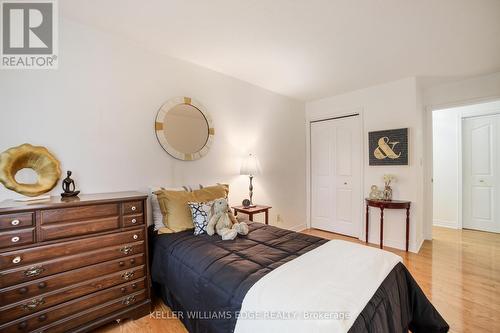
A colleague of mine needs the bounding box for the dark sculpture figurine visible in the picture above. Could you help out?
[61,170,80,197]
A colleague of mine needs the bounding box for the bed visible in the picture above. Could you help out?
[150,222,449,333]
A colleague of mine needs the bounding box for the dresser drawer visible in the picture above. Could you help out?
[0,229,144,270]
[41,291,147,333]
[0,277,146,325]
[0,255,145,306]
[41,203,119,224]
[0,212,34,230]
[0,228,34,249]
[40,216,120,241]
[122,214,144,228]
[122,201,143,215]
[0,241,144,288]
[0,280,146,333]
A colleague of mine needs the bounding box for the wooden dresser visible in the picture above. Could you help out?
[0,192,151,333]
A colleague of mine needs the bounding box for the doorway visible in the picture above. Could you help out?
[432,100,500,233]
[310,114,362,237]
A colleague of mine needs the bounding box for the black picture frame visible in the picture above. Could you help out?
[368,128,408,166]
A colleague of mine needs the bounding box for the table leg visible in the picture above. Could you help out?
[365,205,369,243]
[380,207,384,249]
[249,213,254,222]
[406,207,410,252]
[265,210,269,225]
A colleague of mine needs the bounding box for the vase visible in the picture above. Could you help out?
[383,186,393,201]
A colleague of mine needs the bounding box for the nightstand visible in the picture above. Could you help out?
[232,205,272,224]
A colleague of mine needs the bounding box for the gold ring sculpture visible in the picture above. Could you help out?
[0,144,61,197]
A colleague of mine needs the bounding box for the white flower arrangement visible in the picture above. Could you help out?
[383,174,396,187]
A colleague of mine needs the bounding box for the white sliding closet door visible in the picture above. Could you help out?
[310,115,361,237]
[463,114,500,233]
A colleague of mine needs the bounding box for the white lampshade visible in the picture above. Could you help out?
[240,153,261,176]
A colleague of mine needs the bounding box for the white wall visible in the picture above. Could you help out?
[306,77,424,252]
[432,109,461,228]
[424,72,500,109]
[432,100,500,229]
[422,72,500,237]
[0,19,307,231]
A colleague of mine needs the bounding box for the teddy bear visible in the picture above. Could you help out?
[206,198,249,240]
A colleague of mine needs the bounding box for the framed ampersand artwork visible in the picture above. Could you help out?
[368,128,409,166]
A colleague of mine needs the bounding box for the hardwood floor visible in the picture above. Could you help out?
[96,226,500,333]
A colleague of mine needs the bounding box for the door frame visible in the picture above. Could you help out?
[306,108,365,241]
[427,97,500,234]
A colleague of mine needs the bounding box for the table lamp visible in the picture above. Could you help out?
[240,153,261,207]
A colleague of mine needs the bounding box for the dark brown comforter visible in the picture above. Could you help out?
[150,222,448,333]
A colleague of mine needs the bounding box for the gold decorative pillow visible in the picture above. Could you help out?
[155,189,198,234]
[155,184,229,234]
[194,184,229,202]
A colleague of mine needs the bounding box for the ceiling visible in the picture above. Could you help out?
[62,0,500,101]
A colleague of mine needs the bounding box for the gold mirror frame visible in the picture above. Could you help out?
[155,97,215,161]
[0,144,61,197]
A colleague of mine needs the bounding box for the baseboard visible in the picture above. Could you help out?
[413,238,425,254]
[365,237,424,253]
[433,219,459,229]
[287,223,308,232]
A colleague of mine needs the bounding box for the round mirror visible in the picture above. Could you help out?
[155,97,215,161]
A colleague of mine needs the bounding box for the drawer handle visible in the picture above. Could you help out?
[120,246,133,255]
[121,271,135,280]
[12,256,22,264]
[133,234,138,240]
[131,206,137,211]
[11,236,20,243]
[122,295,136,306]
[20,298,45,311]
[24,266,44,278]
[11,219,20,226]
[131,218,137,224]
[18,321,28,330]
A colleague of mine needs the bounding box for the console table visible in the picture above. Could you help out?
[365,198,411,251]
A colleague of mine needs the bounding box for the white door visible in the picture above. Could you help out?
[310,116,361,237]
[463,114,500,233]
